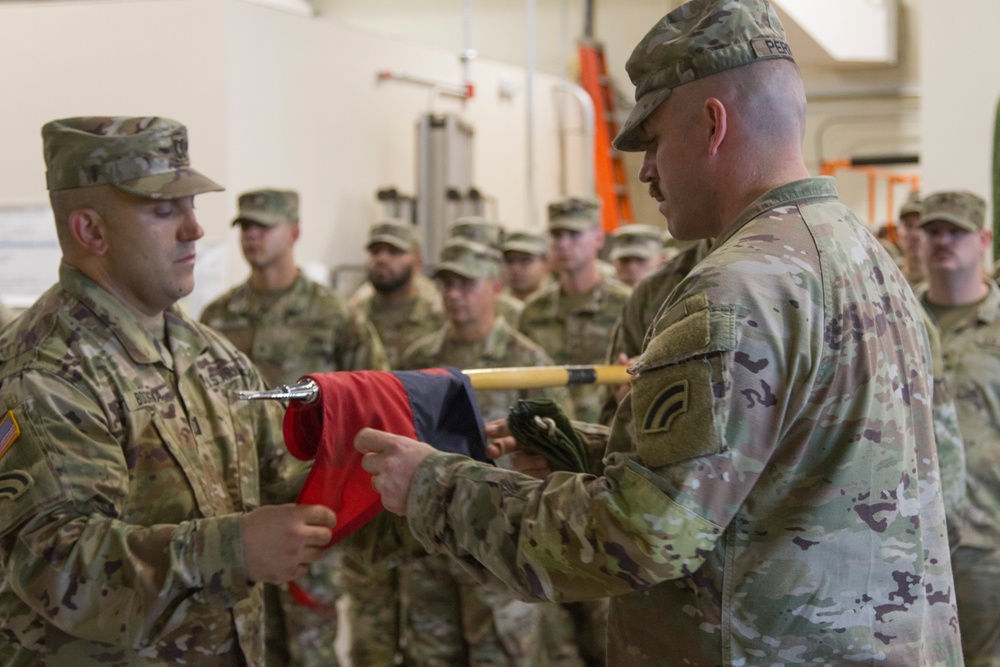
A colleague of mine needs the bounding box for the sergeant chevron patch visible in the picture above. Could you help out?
[0,471,32,502]
[642,379,688,433]
[0,410,20,462]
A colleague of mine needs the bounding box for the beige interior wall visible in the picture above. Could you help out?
[919,0,998,216]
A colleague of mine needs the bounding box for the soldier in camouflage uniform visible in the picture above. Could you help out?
[341,219,444,667]
[396,238,575,666]
[0,116,336,666]
[919,190,1000,665]
[448,216,524,325]
[353,219,445,368]
[356,2,963,664]
[607,224,664,288]
[200,188,387,666]
[501,230,553,303]
[898,193,927,289]
[518,196,631,425]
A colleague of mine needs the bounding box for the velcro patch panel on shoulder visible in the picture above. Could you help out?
[631,295,736,469]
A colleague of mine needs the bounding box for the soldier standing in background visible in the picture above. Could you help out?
[341,219,444,667]
[352,219,444,368]
[606,223,664,288]
[0,116,335,665]
[919,190,1000,664]
[397,237,577,666]
[356,0,962,663]
[500,230,553,302]
[898,193,927,288]
[200,188,387,666]
[448,216,525,325]
[518,196,631,424]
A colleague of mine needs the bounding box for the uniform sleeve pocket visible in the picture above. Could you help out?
[630,295,736,469]
[0,407,66,537]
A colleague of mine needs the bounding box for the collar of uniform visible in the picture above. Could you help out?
[919,279,1000,328]
[58,262,208,365]
[712,177,840,250]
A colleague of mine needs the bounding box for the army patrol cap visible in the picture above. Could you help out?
[367,218,420,252]
[609,224,665,261]
[449,217,505,250]
[614,0,795,152]
[42,116,224,199]
[548,195,602,231]
[920,191,987,233]
[232,188,299,227]
[434,238,502,281]
[899,193,922,218]
[502,230,549,257]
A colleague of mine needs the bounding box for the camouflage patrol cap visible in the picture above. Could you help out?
[449,217,505,250]
[42,116,223,199]
[502,230,549,257]
[367,218,420,252]
[613,0,794,152]
[609,223,665,261]
[920,190,987,233]
[548,195,602,231]
[433,238,502,281]
[232,188,299,227]
[899,192,922,218]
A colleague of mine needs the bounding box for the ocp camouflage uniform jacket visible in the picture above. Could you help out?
[200,271,388,386]
[0,264,303,665]
[353,285,444,370]
[400,316,574,421]
[405,178,962,665]
[518,274,630,423]
[923,279,1000,552]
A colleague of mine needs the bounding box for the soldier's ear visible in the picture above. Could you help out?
[704,97,728,156]
[67,207,109,256]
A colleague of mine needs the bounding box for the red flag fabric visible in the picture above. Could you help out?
[282,368,486,547]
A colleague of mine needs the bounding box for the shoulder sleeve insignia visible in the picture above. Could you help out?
[0,410,20,462]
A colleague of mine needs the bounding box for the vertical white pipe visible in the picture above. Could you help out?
[526,0,538,228]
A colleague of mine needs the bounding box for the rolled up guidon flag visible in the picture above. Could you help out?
[282,367,488,548]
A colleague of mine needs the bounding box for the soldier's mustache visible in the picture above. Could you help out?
[648,183,664,201]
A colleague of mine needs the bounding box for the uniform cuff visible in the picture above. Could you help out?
[177,513,252,607]
[406,451,467,553]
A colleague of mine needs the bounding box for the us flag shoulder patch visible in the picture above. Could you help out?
[0,410,21,461]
